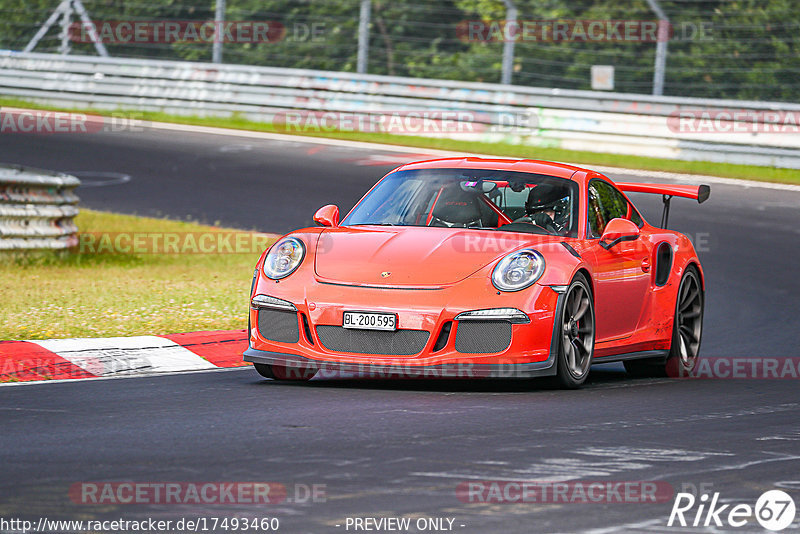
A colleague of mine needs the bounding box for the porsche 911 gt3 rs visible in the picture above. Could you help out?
[244,157,709,388]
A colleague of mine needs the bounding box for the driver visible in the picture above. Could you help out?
[515,183,571,234]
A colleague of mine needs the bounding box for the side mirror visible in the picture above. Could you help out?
[599,218,640,250]
[313,204,339,227]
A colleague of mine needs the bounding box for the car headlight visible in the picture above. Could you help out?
[263,237,305,280]
[491,249,545,292]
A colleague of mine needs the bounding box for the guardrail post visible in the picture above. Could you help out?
[645,0,669,96]
[357,0,371,74]
[213,0,226,63]
[58,0,74,54]
[501,0,517,85]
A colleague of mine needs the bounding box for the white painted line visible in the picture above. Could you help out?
[576,518,674,534]
[141,118,800,193]
[649,452,800,482]
[30,336,216,377]
[145,120,469,156]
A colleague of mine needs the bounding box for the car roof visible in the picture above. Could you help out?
[393,157,588,181]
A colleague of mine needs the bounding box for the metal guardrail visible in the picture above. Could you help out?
[1,52,799,168]
[0,164,80,250]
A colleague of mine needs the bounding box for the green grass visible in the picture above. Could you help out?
[2,96,799,185]
[0,210,275,340]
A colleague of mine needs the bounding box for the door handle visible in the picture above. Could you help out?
[641,258,651,272]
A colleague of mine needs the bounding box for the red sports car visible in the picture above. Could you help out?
[244,158,709,388]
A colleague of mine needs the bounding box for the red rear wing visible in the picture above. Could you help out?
[616,182,711,204]
[615,182,710,228]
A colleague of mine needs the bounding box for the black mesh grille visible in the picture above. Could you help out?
[316,326,429,356]
[257,309,300,343]
[454,321,512,354]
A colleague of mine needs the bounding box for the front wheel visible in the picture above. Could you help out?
[554,274,595,389]
[254,363,317,381]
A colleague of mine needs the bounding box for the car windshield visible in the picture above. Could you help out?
[341,168,579,237]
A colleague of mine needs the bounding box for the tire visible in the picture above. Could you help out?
[624,266,703,378]
[665,267,703,377]
[554,274,596,389]
[253,363,317,381]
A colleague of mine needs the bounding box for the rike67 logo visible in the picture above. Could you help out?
[668,490,796,531]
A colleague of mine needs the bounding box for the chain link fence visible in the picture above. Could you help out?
[0,0,797,102]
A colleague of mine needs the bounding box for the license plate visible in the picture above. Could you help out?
[342,311,397,331]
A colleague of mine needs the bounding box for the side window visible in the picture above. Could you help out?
[629,205,643,227]
[587,180,633,238]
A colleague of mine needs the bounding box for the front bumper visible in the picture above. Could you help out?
[244,347,557,378]
[245,274,564,378]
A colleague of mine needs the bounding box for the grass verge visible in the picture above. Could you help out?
[0,209,274,340]
[2,97,799,185]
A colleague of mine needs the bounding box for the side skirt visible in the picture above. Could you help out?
[591,349,669,365]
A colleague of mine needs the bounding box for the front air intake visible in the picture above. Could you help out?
[257,309,300,343]
[316,326,429,356]
[454,321,512,354]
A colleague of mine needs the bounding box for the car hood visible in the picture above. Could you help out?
[314,226,560,287]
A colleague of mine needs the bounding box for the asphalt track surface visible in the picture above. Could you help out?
[1,126,800,533]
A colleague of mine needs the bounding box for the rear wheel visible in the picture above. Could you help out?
[253,363,317,381]
[554,274,595,389]
[666,267,703,377]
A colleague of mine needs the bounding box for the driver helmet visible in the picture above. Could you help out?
[525,183,571,230]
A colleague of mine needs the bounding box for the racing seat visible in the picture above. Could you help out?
[429,186,486,227]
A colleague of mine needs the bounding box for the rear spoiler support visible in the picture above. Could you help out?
[661,195,672,229]
[616,182,711,229]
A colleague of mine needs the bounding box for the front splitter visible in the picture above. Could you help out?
[243,347,556,379]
